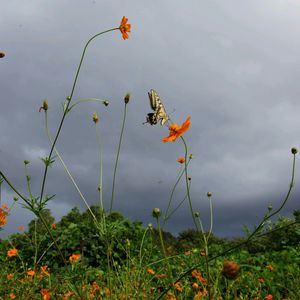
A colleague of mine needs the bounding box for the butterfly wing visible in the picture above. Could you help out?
[146,89,169,125]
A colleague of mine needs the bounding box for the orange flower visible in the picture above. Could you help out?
[177,157,185,164]
[147,268,155,275]
[7,273,14,280]
[9,293,16,299]
[192,282,199,289]
[0,207,8,227]
[174,282,183,292]
[266,264,274,271]
[41,265,50,276]
[162,116,191,143]
[64,291,73,300]
[195,288,208,299]
[265,295,273,300]
[7,248,18,257]
[41,288,51,300]
[51,223,57,229]
[27,269,35,276]
[69,253,81,262]
[191,269,207,284]
[119,16,131,40]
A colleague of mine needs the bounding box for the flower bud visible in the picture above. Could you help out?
[291,147,298,155]
[207,192,212,198]
[66,96,71,101]
[222,260,240,279]
[39,100,48,112]
[152,208,161,218]
[92,112,99,124]
[103,100,109,107]
[0,52,5,58]
[194,212,200,218]
[124,93,130,104]
[24,160,30,165]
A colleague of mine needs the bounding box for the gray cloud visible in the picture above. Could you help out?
[1,0,299,239]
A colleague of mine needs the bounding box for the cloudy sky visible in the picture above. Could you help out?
[1,0,299,239]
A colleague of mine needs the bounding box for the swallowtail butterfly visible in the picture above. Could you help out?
[145,89,169,125]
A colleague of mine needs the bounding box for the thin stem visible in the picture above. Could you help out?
[180,136,199,230]
[110,102,127,213]
[156,151,297,300]
[44,112,98,224]
[39,27,119,212]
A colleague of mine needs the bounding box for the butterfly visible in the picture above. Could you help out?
[145,89,169,125]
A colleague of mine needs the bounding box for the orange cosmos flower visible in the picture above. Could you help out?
[177,157,185,164]
[174,282,183,293]
[51,223,57,229]
[69,253,81,262]
[266,264,274,271]
[0,207,8,227]
[64,291,73,300]
[147,268,155,275]
[27,269,35,276]
[41,288,51,300]
[7,248,18,257]
[162,116,191,143]
[7,273,14,280]
[9,293,16,299]
[41,265,50,276]
[265,295,273,300]
[119,16,131,40]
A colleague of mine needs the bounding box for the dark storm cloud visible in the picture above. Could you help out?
[1,0,299,238]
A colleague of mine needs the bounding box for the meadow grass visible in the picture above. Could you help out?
[0,17,299,299]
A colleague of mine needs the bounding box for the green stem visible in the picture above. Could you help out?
[110,102,127,213]
[39,27,119,212]
[156,151,297,300]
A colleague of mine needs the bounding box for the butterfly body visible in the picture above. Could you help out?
[146,89,169,125]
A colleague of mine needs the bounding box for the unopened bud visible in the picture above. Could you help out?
[194,212,200,218]
[66,96,71,101]
[92,112,99,124]
[24,160,30,165]
[124,93,130,104]
[103,100,109,106]
[291,147,298,155]
[13,197,18,202]
[222,260,240,279]
[152,208,161,218]
[0,52,5,58]
[39,100,48,112]
[207,192,212,198]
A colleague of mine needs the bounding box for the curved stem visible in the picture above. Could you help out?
[39,27,119,210]
[110,102,127,213]
[156,152,297,300]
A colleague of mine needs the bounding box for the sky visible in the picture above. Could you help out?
[1,0,299,239]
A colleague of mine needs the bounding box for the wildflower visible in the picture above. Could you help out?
[266,264,273,271]
[194,288,208,299]
[192,283,199,289]
[167,292,177,300]
[27,269,35,276]
[0,207,8,227]
[69,253,81,262]
[7,248,18,257]
[119,16,131,40]
[147,268,155,275]
[41,288,51,300]
[9,293,16,299]
[258,277,265,283]
[41,265,50,276]
[191,269,207,284]
[64,291,73,300]
[156,273,167,278]
[7,273,14,280]
[0,52,5,58]
[222,260,240,279]
[92,112,99,124]
[51,223,57,229]
[177,157,185,164]
[162,116,191,142]
[91,281,100,292]
[174,282,183,292]
[207,192,212,198]
[265,295,273,300]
